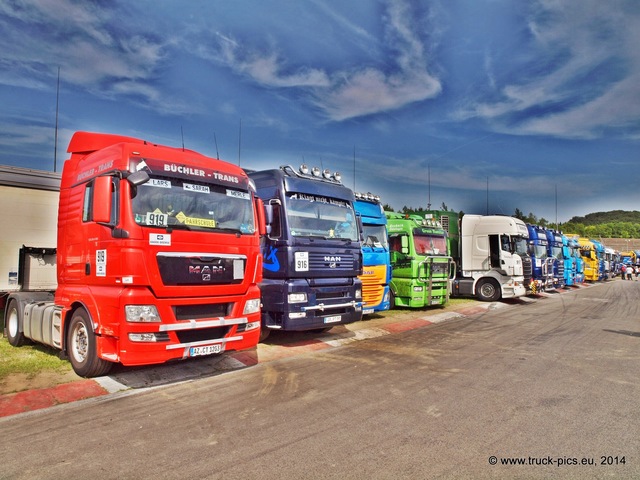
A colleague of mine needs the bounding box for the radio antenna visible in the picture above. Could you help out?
[213,132,220,158]
[54,66,60,172]
[238,119,242,166]
[353,146,356,191]
[181,126,185,150]
[427,164,431,210]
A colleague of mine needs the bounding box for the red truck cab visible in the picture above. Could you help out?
[5,132,264,376]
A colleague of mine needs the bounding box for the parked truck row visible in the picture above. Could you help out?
[0,131,628,376]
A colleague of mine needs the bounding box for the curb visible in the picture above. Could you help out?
[0,286,588,419]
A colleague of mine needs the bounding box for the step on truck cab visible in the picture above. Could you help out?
[3,132,264,377]
[385,212,453,308]
[429,212,530,302]
[248,165,363,338]
[354,193,391,314]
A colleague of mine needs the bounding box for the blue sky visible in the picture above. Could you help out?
[1,0,639,222]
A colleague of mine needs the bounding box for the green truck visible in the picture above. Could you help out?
[385,212,454,308]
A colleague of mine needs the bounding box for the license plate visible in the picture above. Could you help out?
[324,315,341,324]
[431,298,443,305]
[190,344,223,357]
[363,308,374,315]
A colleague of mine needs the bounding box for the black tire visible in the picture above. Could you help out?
[5,299,26,347]
[67,308,113,378]
[476,278,501,302]
[259,325,271,342]
[389,289,396,309]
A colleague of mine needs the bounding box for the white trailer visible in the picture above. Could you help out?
[0,166,60,296]
[453,214,530,301]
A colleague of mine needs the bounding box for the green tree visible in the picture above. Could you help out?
[513,208,524,221]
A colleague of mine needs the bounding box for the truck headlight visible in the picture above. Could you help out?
[125,305,161,323]
[288,293,307,304]
[243,298,261,315]
[355,289,362,299]
[413,286,424,292]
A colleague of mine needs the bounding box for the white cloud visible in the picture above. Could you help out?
[457,0,640,139]
[219,45,331,89]
[213,0,442,121]
[0,0,167,107]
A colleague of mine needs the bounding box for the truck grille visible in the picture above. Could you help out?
[175,326,231,343]
[157,253,246,286]
[174,303,231,320]
[359,265,387,307]
[522,256,532,285]
[308,252,355,272]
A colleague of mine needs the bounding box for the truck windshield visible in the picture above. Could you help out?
[513,236,528,255]
[530,244,547,258]
[550,245,563,260]
[413,232,447,255]
[131,177,255,233]
[286,193,358,240]
[362,225,388,249]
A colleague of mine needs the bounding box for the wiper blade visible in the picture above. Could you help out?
[214,227,244,235]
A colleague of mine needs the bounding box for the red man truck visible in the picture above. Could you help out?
[2,132,264,377]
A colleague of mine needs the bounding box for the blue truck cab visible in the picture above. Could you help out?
[544,228,567,288]
[568,236,585,283]
[561,233,576,286]
[354,193,391,314]
[248,165,363,339]
[526,223,555,293]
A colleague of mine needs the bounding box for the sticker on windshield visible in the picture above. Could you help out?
[145,209,169,227]
[146,179,171,188]
[184,183,210,194]
[183,217,216,228]
[227,190,250,200]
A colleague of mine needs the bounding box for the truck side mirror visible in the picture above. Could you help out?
[263,203,273,236]
[265,199,282,239]
[264,203,274,224]
[92,176,113,224]
[127,170,150,186]
[255,197,267,236]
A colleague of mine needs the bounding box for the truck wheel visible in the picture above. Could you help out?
[5,299,26,347]
[259,326,271,342]
[476,279,501,302]
[389,290,396,309]
[67,308,112,378]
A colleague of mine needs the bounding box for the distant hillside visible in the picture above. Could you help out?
[568,210,640,225]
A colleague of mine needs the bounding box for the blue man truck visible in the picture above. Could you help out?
[526,224,555,293]
[354,192,391,314]
[248,165,363,339]
[544,228,567,288]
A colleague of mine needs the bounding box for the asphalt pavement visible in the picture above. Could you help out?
[0,285,589,419]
